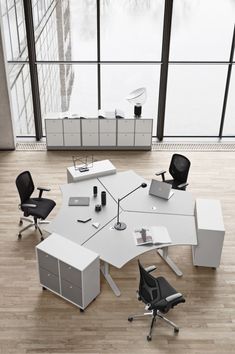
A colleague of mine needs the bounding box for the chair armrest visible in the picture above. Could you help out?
[155,170,166,176]
[155,170,166,182]
[37,186,51,198]
[21,203,37,208]
[177,182,188,189]
[166,292,182,302]
[145,265,157,273]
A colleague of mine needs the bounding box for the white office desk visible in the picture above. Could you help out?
[45,178,118,244]
[98,170,195,216]
[44,170,198,297]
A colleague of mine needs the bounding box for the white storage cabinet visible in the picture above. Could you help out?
[36,233,100,310]
[192,199,225,268]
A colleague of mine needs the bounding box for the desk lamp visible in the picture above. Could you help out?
[126,87,147,118]
[114,183,147,231]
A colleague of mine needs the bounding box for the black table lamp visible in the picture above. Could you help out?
[114,183,147,231]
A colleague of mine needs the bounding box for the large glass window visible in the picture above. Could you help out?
[223,67,235,136]
[164,65,227,136]
[100,0,164,61]
[101,64,160,132]
[170,0,235,61]
[8,64,35,135]
[37,64,97,133]
[1,0,235,139]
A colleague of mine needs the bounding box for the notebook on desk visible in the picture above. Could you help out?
[68,197,90,206]
[133,226,172,246]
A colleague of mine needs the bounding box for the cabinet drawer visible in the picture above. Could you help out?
[37,249,59,275]
[99,120,116,133]
[117,133,134,146]
[46,133,64,147]
[64,133,81,146]
[61,279,83,307]
[39,267,60,293]
[99,133,116,146]
[59,261,82,287]
[118,119,135,133]
[81,119,98,132]
[135,133,152,146]
[135,119,152,133]
[45,119,63,133]
[82,133,99,146]
[63,119,81,133]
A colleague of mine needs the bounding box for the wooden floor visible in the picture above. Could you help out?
[0,149,235,354]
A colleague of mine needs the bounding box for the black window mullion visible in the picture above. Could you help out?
[23,0,42,140]
[156,0,173,141]
[219,24,235,138]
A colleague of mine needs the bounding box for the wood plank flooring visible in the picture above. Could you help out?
[0,149,235,354]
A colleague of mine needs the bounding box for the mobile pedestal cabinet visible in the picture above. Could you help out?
[36,233,100,310]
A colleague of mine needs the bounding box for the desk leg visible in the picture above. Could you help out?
[157,247,183,277]
[100,262,121,297]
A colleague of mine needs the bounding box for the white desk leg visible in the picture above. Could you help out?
[157,247,183,277]
[100,262,121,297]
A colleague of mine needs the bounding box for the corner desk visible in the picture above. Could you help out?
[45,170,199,297]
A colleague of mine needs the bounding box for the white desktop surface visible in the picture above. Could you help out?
[45,178,118,244]
[98,170,195,216]
[83,211,197,269]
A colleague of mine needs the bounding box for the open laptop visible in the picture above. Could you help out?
[68,197,90,206]
[149,179,174,200]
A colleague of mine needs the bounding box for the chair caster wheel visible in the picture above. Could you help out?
[80,309,84,313]
[40,236,44,241]
[174,327,179,333]
[18,233,22,240]
[19,220,23,226]
[147,335,152,341]
[128,317,133,322]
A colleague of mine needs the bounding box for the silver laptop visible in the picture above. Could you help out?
[149,179,174,200]
[68,197,90,206]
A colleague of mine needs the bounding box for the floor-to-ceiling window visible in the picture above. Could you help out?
[1,0,235,140]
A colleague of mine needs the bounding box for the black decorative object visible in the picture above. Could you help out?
[101,191,106,206]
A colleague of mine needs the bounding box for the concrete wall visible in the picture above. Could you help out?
[0,25,15,150]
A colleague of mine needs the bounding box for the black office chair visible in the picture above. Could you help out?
[155,153,191,190]
[128,260,185,341]
[16,171,56,241]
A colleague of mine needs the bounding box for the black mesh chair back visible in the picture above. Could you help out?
[169,154,191,183]
[138,260,160,304]
[16,171,35,204]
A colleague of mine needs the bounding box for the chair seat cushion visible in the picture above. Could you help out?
[23,198,56,219]
[151,277,185,313]
[165,179,186,191]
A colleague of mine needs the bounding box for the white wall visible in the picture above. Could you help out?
[0,25,15,150]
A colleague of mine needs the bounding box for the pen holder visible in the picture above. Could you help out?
[93,186,98,197]
[101,191,106,206]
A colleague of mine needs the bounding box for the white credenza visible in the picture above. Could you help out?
[36,233,100,310]
[192,199,225,268]
[45,118,153,150]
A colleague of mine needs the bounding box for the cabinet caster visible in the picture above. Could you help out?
[80,308,84,313]
[174,327,179,333]
[18,233,22,240]
[147,335,152,341]
[40,236,44,242]
[42,286,47,291]
[128,316,133,322]
[19,220,23,226]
